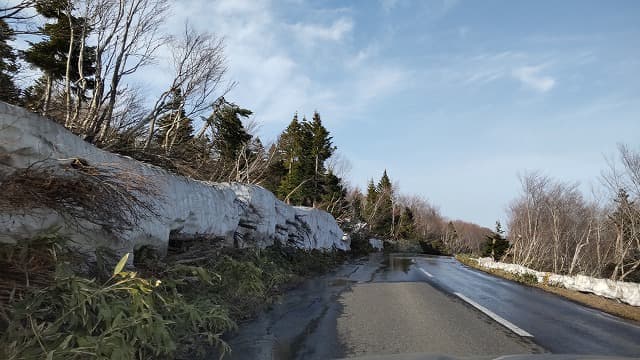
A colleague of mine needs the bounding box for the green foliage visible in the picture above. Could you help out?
[211,104,252,166]
[0,237,347,360]
[2,265,175,359]
[23,1,96,83]
[154,89,197,157]
[348,231,375,257]
[364,179,378,221]
[481,221,510,260]
[455,254,478,267]
[513,272,538,285]
[319,171,349,219]
[276,112,339,207]
[0,19,20,103]
[365,170,394,237]
[397,207,417,240]
[419,231,449,255]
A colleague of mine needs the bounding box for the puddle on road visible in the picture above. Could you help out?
[382,255,415,273]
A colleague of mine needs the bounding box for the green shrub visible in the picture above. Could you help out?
[0,254,234,360]
[513,272,538,285]
[0,239,347,360]
[349,232,375,257]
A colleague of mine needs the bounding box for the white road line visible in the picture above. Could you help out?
[419,268,433,277]
[454,292,534,338]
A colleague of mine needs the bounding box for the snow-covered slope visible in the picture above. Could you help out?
[0,102,349,257]
[475,257,640,307]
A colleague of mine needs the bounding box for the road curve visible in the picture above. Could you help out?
[226,253,640,359]
[414,256,640,356]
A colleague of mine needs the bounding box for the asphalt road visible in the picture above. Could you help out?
[225,254,640,359]
[413,255,640,356]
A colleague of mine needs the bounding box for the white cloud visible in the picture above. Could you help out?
[142,0,410,140]
[512,65,556,92]
[290,18,354,43]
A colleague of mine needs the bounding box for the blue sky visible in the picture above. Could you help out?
[152,0,640,227]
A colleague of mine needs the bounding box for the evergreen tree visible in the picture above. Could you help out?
[306,111,335,206]
[373,170,394,237]
[319,170,348,219]
[0,19,20,103]
[23,0,96,113]
[262,144,288,194]
[212,104,252,165]
[481,221,510,260]
[445,221,458,243]
[350,189,364,223]
[277,114,313,204]
[155,89,195,155]
[273,111,342,208]
[397,207,417,240]
[364,179,378,224]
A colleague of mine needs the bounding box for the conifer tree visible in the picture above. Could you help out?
[277,114,313,204]
[23,0,96,115]
[397,207,417,240]
[364,179,378,224]
[307,111,335,206]
[481,221,510,260]
[0,19,20,103]
[445,221,458,243]
[155,89,195,155]
[373,170,394,237]
[212,104,252,165]
[319,170,348,219]
[350,189,364,223]
[262,144,288,194]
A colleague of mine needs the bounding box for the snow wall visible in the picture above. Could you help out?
[0,102,350,259]
[475,257,640,307]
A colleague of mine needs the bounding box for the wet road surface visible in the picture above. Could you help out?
[226,254,640,359]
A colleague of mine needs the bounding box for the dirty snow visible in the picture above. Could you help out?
[475,257,640,307]
[0,102,349,258]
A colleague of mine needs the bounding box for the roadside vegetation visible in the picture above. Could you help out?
[0,233,347,359]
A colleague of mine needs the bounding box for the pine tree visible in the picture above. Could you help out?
[0,19,20,103]
[277,114,313,205]
[319,170,348,219]
[397,207,417,240]
[350,189,364,223]
[306,111,335,206]
[364,179,378,225]
[155,89,195,155]
[373,170,394,237]
[481,221,510,260]
[23,0,96,114]
[212,104,252,165]
[262,144,288,194]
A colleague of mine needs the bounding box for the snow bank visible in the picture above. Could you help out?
[368,238,384,251]
[0,102,349,257]
[475,257,640,307]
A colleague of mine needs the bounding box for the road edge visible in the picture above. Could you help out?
[455,255,640,323]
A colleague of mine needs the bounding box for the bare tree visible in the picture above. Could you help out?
[0,0,36,21]
[602,144,640,280]
[138,25,229,151]
[74,0,169,141]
